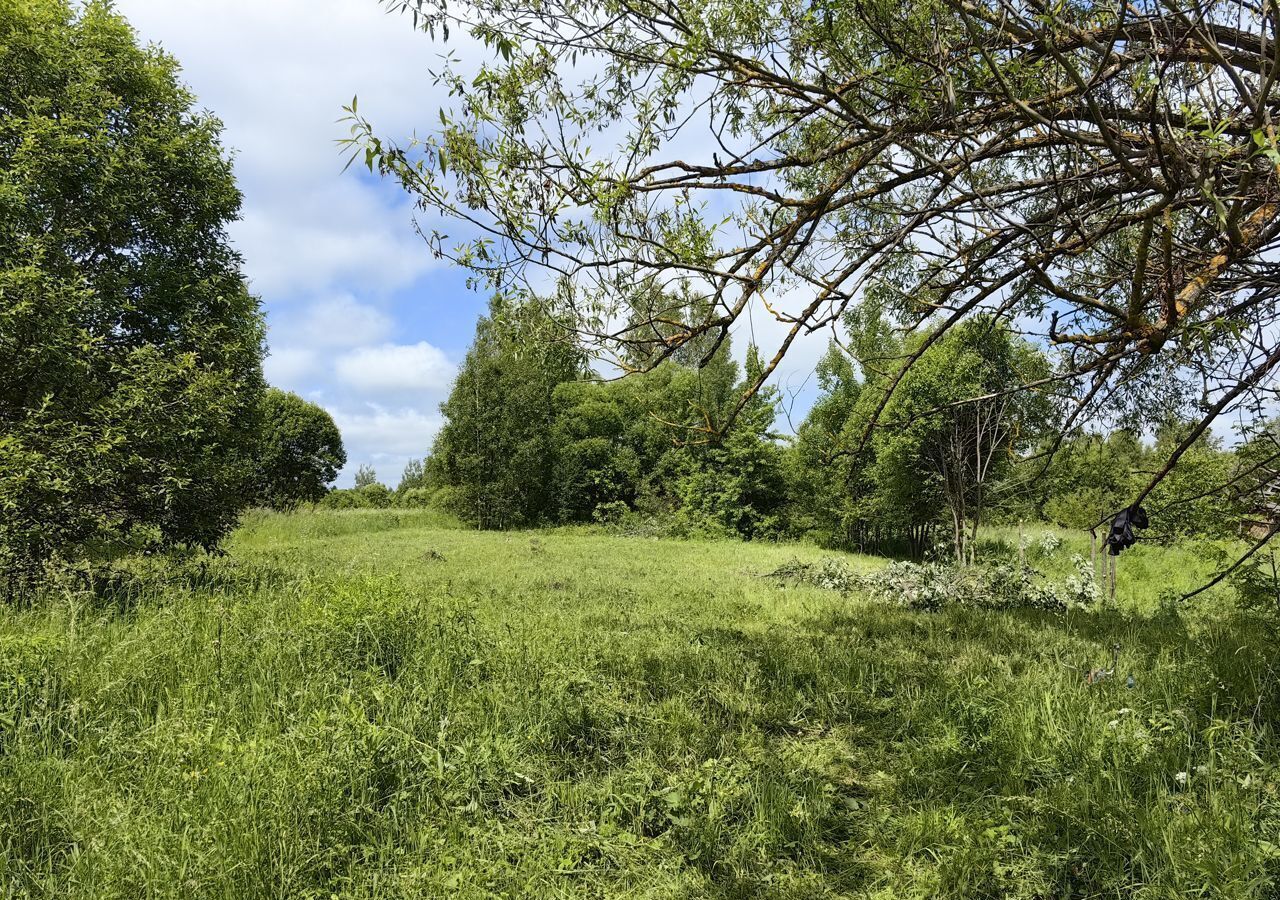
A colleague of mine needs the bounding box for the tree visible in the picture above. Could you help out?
[431,296,586,528]
[353,465,379,489]
[397,459,428,492]
[790,316,1050,560]
[1041,431,1146,530]
[786,345,869,550]
[257,390,345,510]
[674,345,787,539]
[0,0,265,585]
[1144,422,1240,542]
[353,0,1280,569]
[875,320,1053,562]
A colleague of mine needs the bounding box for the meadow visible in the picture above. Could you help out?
[1,509,1278,898]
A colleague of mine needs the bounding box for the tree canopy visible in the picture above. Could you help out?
[256,390,346,510]
[0,0,265,583]
[350,0,1280,559]
[430,296,587,528]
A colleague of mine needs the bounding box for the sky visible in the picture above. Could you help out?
[113,1,831,486]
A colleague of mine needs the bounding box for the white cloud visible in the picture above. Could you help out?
[330,405,445,485]
[263,347,319,386]
[270,294,394,350]
[335,342,455,393]
[231,186,434,300]
[333,406,444,457]
[116,0,466,303]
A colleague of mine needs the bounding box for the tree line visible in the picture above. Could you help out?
[350,0,1280,579]
[330,295,1267,563]
[5,0,1278,597]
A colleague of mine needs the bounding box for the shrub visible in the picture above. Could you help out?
[394,488,436,509]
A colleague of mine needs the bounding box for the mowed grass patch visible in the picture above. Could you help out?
[1,509,1277,898]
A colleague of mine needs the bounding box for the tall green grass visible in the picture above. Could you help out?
[1,510,1276,897]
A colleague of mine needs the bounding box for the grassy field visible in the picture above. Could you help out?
[2,510,1278,898]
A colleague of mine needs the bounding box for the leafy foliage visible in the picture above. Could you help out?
[0,0,265,586]
[768,554,1100,612]
[396,458,428,492]
[256,389,345,510]
[430,297,586,528]
[787,317,1052,558]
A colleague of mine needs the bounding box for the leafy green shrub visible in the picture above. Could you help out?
[357,483,393,509]
[591,500,630,525]
[319,489,364,510]
[393,487,435,508]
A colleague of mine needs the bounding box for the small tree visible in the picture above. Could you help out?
[877,320,1052,563]
[353,465,379,489]
[675,346,787,539]
[257,389,345,509]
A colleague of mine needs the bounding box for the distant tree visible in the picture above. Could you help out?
[1041,432,1146,530]
[550,333,741,521]
[789,312,947,558]
[550,384,645,522]
[873,319,1053,562]
[432,296,586,528]
[675,346,787,539]
[356,482,393,508]
[353,465,379,489]
[785,345,868,550]
[397,458,428,492]
[1233,419,1280,540]
[0,0,265,585]
[789,315,1050,560]
[1143,423,1240,542]
[256,390,345,509]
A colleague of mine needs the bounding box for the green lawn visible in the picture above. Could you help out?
[1,510,1277,898]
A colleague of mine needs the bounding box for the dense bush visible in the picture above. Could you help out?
[430,298,787,538]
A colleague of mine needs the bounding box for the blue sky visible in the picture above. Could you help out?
[113,1,831,485]
[110,0,495,486]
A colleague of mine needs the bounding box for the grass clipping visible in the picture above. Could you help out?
[765,556,1100,612]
